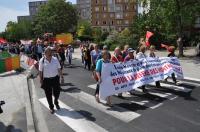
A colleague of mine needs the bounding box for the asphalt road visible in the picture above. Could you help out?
[33,58,200,132]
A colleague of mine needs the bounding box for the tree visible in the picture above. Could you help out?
[2,20,33,42]
[77,20,93,41]
[132,0,200,56]
[33,0,78,36]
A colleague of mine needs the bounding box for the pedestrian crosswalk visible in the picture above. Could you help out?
[39,79,198,132]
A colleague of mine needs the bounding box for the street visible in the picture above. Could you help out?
[32,57,200,132]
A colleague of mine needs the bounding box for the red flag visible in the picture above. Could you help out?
[0,38,7,44]
[145,31,154,47]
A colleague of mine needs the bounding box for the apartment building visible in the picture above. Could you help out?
[18,1,47,22]
[77,0,91,21]
[91,0,137,31]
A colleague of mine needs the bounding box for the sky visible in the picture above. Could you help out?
[0,0,76,32]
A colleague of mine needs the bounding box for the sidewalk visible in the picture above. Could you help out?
[73,48,200,79]
[0,71,35,132]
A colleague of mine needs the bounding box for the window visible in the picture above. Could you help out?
[95,7,99,12]
[103,14,107,18]
[116,5,122,11]
[124,20,129,25]
[111,21,114,25]
[116,13,123,19]
[103,21,107,25]
[125,5,129,10]
[110,13,114,18]
[103,6,107,11]
[96,13,99,19]
[125,13,129,17]
[117,20,122,25]
[96,21,100,25]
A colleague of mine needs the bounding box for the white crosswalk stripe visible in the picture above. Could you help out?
[38,80,195,131]
[39,98,108,132]
[149,82,192,93]
[64,90,141,123]
[88,82,190,110]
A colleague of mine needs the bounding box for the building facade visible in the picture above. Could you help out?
[77,0,91,21]
[29,1,48,16]
[17,16,32,22]
[91,0,137,31]
[18,1,47,22]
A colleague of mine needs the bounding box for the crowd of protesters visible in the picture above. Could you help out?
[0,38,178,111]
[79,40,178,107]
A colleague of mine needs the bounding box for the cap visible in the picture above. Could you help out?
[103,45,108,49]
[128,48,135,53]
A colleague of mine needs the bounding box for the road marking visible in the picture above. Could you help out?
[159,83,192,92]
[39,98,108,132]
[65,91,141,123]
[135,88,171,98]
[169,96,178,101]
[88,83,173,99]
[184,77,200,82]
[130,100,163,109]
[88,84,97,89]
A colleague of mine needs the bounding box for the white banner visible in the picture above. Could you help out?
[99,57,183,99]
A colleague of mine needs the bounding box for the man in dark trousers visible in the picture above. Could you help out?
[39,47,63,114]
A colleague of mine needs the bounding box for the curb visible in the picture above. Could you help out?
[24,76,36,132]
[27,79,49,132]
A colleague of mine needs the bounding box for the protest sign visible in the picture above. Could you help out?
[99,57,183,99]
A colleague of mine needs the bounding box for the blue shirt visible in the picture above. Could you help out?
[90,50,101,64]
[96,59,109,73]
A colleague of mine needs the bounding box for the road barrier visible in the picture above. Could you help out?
[0,51,20,73]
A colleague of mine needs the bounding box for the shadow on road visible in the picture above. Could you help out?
[56,108,96,121]
[0,122,23,132]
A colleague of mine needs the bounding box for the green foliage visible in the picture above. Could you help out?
[33,0,78,36]
[132,0,200,49]
[2,20,33,42]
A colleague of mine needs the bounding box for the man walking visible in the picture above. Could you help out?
[39,47,63,114]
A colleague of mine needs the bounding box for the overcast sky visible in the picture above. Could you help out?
[0,0,76,32]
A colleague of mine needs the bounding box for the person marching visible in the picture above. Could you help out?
[122,45,130,59]
[111,47,124,97]
[124,48,135,62]
[149,45,161,88]
[83,45,91,70]
[95,50,112,106]
[39,47,63,114]
[66,45,73,65]
[124,48,136,95]
[167,46,177,84]
[57,44,66,69]
[90,45,101,70]
[136,45,148,93]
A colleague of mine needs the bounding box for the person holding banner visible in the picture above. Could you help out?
[122,45,129,59]
[124,48,135,62]
[167,46,177,84]
[95,50,112,106]
[111,47,124,97]
[149,45,161,88]
[136,45,148,93]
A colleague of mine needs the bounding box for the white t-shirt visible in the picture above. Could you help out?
[39,56,61,78]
